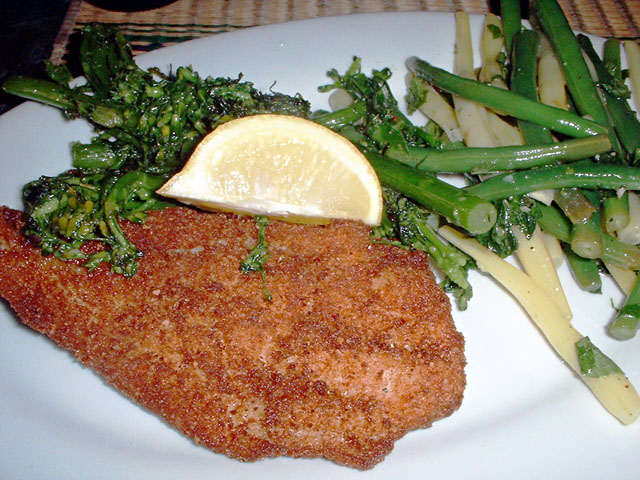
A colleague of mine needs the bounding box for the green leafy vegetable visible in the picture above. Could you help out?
[240,215,272,301]
[576,337,622,377]
[22,170,171,276]
[319,57,441,163]
[476,197,538,258]
[4,23,310,276]
[4,16,639,329]
[374,188,474,309]
[487,23,503,39]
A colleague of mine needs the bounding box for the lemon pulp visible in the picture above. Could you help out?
[157,114,383,226]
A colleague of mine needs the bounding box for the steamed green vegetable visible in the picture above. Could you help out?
[363,148,497,235]
[4,24,311,275]
[577,33,640,164]
[4,16,640,323]
[374,188,474,309]
[465,163,640,202]
[407,136,611,174]
[576,337,623,377]
[499,0,522,55]
[406,56,609,138]
[4,10,640,422]
[240,215,272,301]
[510,30,554,146]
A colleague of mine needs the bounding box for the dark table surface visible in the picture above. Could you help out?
[0,0,72,115]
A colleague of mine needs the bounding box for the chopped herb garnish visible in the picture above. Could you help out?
[576,336,622,378]
[240,215,272,301]
[487,23,503,39]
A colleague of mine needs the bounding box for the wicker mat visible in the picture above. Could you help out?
[52,0,639,64]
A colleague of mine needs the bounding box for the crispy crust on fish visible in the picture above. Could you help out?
[0,206,465,469]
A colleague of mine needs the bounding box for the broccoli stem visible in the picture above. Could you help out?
[609,275,640,340]
[3,75,127,129]
[98,171,170,276]
[362,148,497,234]
[465,163,640,201]
[379,188,473,309]
[3,76,76,110]
[406,56,609,138]
[72,143,123,170]
[79,23,138,99]
[406,135,610,174]
[313,101,366,130]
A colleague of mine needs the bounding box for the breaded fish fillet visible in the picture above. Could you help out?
[0,205,465,469]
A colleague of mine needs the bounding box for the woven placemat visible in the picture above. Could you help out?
[51,0,639,65]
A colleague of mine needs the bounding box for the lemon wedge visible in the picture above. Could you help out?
[157,114,383,225]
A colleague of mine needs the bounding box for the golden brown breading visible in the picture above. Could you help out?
[0,206,465,469]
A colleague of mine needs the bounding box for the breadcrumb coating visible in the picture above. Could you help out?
[0,206,465,469]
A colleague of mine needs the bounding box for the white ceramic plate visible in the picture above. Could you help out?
[0,12,638,480]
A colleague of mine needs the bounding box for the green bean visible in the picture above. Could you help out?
[603,192,630,233]
[578,34,640,162]
[571,222,603,259]
[554,188,596,224]
[609,276,640,340]
[569,191,603,260]
[465,163,640,201]
[563,243,603,293]
[531,0,620,154]
[571,202,604,260]
[603,38,623,82]
[536,202,640,269]
[500,0,522,55]
[537,202,573,242]
[510,30,554,145]
[405,135,610,174]
[602,235,640,270]
[362,148,497,234]
[406,56,608,138]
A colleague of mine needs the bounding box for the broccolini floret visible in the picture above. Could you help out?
[318,57,441,162]
[4,24,310,276]
[373,188,475,310]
